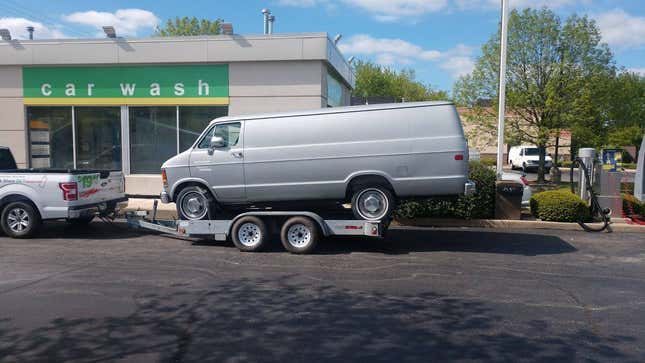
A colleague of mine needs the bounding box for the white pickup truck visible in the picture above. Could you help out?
[0,147,127,238]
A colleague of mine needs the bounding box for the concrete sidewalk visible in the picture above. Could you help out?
[122,198,645,233]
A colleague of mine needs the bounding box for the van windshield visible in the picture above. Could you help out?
[524,148,539,156]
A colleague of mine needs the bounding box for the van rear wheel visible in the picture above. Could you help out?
[351,186,395,222]
[176,186,214,220]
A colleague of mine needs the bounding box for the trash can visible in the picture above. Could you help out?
[495,181,524,220]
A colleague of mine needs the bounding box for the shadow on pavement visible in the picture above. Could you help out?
[20,221,148,240]
[0,276,634,362]
[12,222,578,258]
[319,228,577,256]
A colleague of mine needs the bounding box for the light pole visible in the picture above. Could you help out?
[496,0,509,179]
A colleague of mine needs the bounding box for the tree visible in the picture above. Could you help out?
[608,125,644,156]
[352,61,448,102]
[454,8,615,182]
[607,71,645,129]
[155,17,223,36]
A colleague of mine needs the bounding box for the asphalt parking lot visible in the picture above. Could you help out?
[1,221,644,362]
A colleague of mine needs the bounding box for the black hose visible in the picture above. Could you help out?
[570,157,611,232]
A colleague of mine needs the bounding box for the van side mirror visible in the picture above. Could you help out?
[209,136,226,149]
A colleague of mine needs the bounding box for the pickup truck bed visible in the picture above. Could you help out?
[0,147,127,238]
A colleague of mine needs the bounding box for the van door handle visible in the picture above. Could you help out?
[231,151,243,158]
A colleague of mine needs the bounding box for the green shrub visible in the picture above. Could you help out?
[395,161,496,220]
[479,157,497,167]
[622,193,644,217]
[530,190,590,222]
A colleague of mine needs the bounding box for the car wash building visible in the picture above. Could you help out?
[0,32,353,195]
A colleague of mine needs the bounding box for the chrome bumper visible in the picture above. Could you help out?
[464,180,477,196]
[160,191,171,204]
[67,198,128,218]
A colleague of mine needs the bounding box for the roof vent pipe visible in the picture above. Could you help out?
[261,9,271,34]
[268,15,275,34]
[26,26,34,40]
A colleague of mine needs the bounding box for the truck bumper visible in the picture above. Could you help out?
[67,197,128,218]
[464,180,477,196]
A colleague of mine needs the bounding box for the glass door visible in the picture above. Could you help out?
[75,107,122,170]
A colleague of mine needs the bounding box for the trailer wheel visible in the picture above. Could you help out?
[1,201,41,238]
[280,216,320,254]
[231,216,268,252]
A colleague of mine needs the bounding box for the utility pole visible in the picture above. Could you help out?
[496,0,509,179]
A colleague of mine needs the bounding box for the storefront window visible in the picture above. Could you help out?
[75,107,121,170]
[129,107,177,174]
[27,107,73,169]
[178,106,228,151]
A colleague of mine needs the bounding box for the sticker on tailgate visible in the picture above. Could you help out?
[77,173,100,199]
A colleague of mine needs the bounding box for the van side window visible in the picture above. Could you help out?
[198,122,241,149]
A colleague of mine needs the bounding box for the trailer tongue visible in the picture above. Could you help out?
[126,201,386,254]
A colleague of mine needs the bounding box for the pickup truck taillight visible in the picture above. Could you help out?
[59,182,78,201]
[161,169,168,188]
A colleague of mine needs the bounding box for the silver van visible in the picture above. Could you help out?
[160,101,474,221]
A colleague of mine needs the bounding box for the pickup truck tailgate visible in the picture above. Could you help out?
[73,171,125,204]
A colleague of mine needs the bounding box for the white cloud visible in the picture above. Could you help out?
[439,56,475,77]
[63,9,159,37]
[341,0,447,21]
[627,68,645,76]
[339,34,474,78]
[595,9,645,49]
[0,17,67,39]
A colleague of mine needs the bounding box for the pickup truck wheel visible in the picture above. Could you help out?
[1,201,41,238]
[176,186,214,220]
[280,216,319,254]
[351,186,395,222]
[231,216,268,252]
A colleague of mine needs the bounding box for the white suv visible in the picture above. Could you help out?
[508,145,552,173]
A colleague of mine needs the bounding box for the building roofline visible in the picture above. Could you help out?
[0,32,354,88]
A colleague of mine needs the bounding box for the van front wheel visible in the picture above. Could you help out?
[176,186,214,220]
[351,186,395,222]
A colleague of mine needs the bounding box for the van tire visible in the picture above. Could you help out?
[1,201,41,238]
[351,186,395,221]
[231,216,268,252]
[176,186,214,220]
[280,216,319,254]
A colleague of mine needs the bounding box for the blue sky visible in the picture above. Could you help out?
[1,0,644,92]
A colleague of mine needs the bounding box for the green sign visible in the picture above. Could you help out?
[23,64,229,105]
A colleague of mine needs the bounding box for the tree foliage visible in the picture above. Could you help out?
[607,125,644,154]
[352,60,448,102]
[155,17,223,36]
[454,8,615,182]
[607,71,645,130]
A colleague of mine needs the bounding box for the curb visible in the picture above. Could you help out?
[394,218,645,233]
